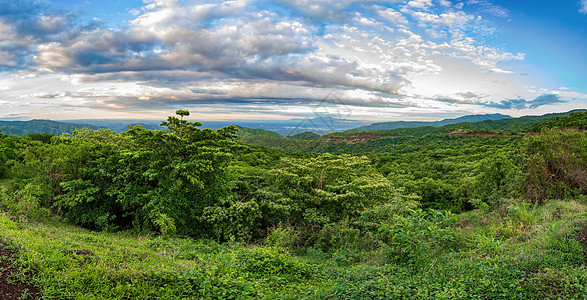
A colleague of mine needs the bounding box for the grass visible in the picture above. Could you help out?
[0,198,586,299]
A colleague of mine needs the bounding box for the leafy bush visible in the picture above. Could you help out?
[524,129,587,201]
[53,111,240,235]
[375,209,459,266]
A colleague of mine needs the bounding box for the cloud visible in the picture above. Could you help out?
[409,11,474,27]
[408,0,433,9]
[378,7,409,24]
[433,91,487,104]
[1,0,565,121]
[485,94,565,109]
[266,0,361,23]
[467,0,509,17]
[580,0,587,14]
[25,1,415,96]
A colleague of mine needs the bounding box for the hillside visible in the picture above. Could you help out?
[0,109,586,298]
[234,125,282,141]
[61,119,164,132]
[0,119,101,136]
[357,113,513,131]
[531,110,587,131]
[0,109,585,298]
[289,131,321,140]
[236,110,584,154]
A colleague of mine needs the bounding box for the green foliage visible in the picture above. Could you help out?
[153,213,176,236]
[202,153,411,242]
[0,119,100,136]
[524,129,587,201]
[0,184,45,218]
[375,209,459,266]
[45,112,241,234]
[4,200,587,299]
[531,110,587,131]
[0,134,18,178]
[234,125,282,141]
[1,110,587,299]
[289,131,321,140]
[268,154,395,224]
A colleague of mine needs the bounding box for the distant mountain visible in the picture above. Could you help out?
[240,110,585,154]
[0,120,101,136]
[357,113,513,131]
[62,119,164,132]
[344,110,585,136]
[64,117,369,135]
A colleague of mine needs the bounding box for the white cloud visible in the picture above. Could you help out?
[467,0,509,17]
[354,13,383,27]
[410,11,474,27]
[378,7,409,24]
[0,0,583,121]
[438,0,452,7]
[408,0,433,9]
[580,0,587,14]
[0,21,34,68]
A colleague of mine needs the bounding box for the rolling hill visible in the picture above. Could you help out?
[0,119,102,136]
[356,113,513,131]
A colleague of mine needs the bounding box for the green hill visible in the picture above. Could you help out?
[0,119,101,136]
[357,113,512,131]
[0,109,586,299]
[234,125,282,141]
[531,110,587,131]
[289,131,321,140]
[238,110,585,154]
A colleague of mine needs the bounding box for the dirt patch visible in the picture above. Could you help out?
[577,228,587,254]
[448,132,512,137]
[328,134,402,140]
[0,242,40,300]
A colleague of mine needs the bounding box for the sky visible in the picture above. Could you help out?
[0,0,585,122]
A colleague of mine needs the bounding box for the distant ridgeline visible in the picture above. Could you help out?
[350,109,586,134]
[355,113,513,131]
[0,119,166,136]
[0,120,102,136]
[531,110,587,131]
[1,110,584,141]
[237,109,586,153]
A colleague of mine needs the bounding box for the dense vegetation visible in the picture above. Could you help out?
[0,109,586,298]
[0,119,101,136]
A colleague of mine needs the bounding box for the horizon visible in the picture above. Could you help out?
[0,110,583,124]
[0,0,586,121]
[3,109,585,125]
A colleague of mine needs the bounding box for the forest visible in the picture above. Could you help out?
[0,109,585,299]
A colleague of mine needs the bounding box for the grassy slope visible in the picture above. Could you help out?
[1,197,587,299]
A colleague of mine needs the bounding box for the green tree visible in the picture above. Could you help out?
[55,111,240,234]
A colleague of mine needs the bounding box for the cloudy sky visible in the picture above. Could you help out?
[0,0,585,122]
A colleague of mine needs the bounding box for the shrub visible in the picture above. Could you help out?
[524,129,587,202]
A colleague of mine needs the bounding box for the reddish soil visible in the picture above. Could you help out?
[0,242,40,300]
[328,134,402,140]
[448,132,516,137]
[577,228,587,255]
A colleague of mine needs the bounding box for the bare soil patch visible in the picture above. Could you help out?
[577,228,587,255]
[0,242,39,300]
[328,134,402,140]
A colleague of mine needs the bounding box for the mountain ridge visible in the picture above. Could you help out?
[357,113,513,131]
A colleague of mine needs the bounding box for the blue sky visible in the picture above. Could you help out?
[0,0,585,121]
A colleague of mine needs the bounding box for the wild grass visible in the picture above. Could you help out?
[0,197,586,299]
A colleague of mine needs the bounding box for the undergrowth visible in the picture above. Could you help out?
[1,197,586,299]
